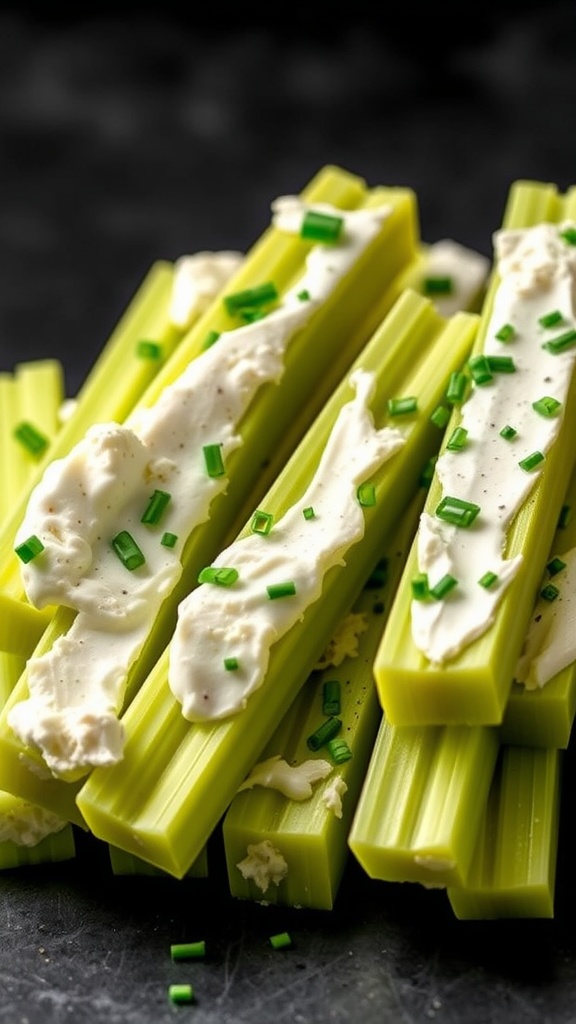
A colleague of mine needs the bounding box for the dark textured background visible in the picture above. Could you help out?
[1,5,576,1022]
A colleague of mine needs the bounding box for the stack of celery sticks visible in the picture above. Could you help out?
[0,163,571,922]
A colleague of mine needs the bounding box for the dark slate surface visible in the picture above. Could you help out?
[1,5,576,1021]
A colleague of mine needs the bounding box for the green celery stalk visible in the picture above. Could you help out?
[375,179,576,727]
[108,843,208,878]
[447,744,561,919]
[0,821,76,869]
[74,290,478,878]
[222,488,425,911]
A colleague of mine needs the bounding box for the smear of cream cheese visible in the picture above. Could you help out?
[11,201,390,779]
[515,545,576,688]
[169,251,244,330]
[423,239,490,319]
[169,368,405,721]
[412,220,576,665]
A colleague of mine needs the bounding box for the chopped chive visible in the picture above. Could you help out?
[411,572,429,600]
[430,405,451,429]
[136,339,162,359]
[307,716,342,751]
[198,566,239,587]
[446,426,468,451]
[542,329,576,353]
[224,281,278,315]
[366,557,388,588]
[560,226,576,245]
[161,531,178,548]
[141,489,171,526]
[14,534,44,564]
[170,940,206,961]
[202,329,221,350]
[203,443,225,478]
[322,680,341,716]
[269,932,292,950]
[540,583,560,602]
[301,209,344,244]
[435,495,481,528]
[478,571,498,589]
[13,421,49,457]
[419,455,437,488]
[538,310,563,328]
[266,581,297,600]
[224,656,239,671]
[468,354,493,385]
[168,984,194,1005]
[241,308,267,324]
[111,531,146,571]
[519,450,545,472]
[546,557,566,576]
[429,573,458,600]
[558,504,572,528]
[500,424,517,440]
[423,275,453,295]
[302,506,316,520]
[532,396,562,418]
[445,371,468,404]
[495,323,516,342]
[387,395,418,416]
[326,737,353,764]
[250,509,274,535]
[486,355,516,373]
[357,483,376,507]
[297,289,311,302]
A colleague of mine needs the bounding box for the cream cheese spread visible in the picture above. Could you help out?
[236,754,333,800]
[169,368,405,721]
[11,201,390,779]
[515,545,576,688]
[236,839,288,894]
[169,251,243,330]
[424,239,490,319]
[412,221,576,664]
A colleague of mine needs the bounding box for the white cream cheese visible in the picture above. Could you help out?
[236,839,288,893]
[321,775,348,819]
[169,369,405,721]
[236,754,332,800]
[412,221,576,664]
[314,611,369,670]
[423,239,490,318]
[515,545,576,688]
[11,201,390,778]
[0,797,68,847]
[169,251,243,330]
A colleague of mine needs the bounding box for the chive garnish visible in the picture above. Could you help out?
[547,556,566,576]
[168,984,194,1005]
[111,531,146,571]
[198,566,239,587]
[306,716,342,751]
[202,330,220,350]
[141,489,171,526]
[224,281,278,315]
[14,534,44,564]
[161,532,178,548]
[136,339,162,360]
[326,737,353,764]
[558,504,572,528]
[423,275,453,295]
[224,657,239,671]
[302,506,316,520]
[500,424,517,441]
[542,329,576,354]
[495,323,516,342]
[435,495,480,528]
[357,483,376,507]
[419,456,437,488]
[241,308,266,324]
[411,573,429,600]
[14,421,49,457]
[446,426,468,451]
[170,940,206,961]
[297,289,311,302]
[538,310,563,329]
[478,571,498,589]
[519,450,545,472]
[266,581,297,600]
[486,355,516,373]
[468,354,493,385]
[445,371,468,404]
[250,509,274,535]
[387,395,418,416]
[269,932,292,950]
[560,227,576,245]
[532,396,562,418]
[540,583,560,602]
[429,574,458,600]
[322,680,341,716]
[301,210,344,244]
[430,405,451,429]
[203,443,225,478]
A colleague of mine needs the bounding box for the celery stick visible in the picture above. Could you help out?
[0,825,76,869]
[375,179,576,727]
[74,291,478,878]
[222,489,424,910]
[447,745,561,919]
[108,843,208,878]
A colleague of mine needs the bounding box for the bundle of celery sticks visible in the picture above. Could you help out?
[0,163,573,921]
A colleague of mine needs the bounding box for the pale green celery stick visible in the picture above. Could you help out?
[500,466,576,748]
[348,721,499,888]
[108,843,208,878]
[74,291,479,877]
[0,824,76,869]
[375,179,576,727]
[222,489,425,910]
[447,744,561,919]
[0,166,419,819]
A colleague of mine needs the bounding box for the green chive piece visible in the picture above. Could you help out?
[500,424,517,441]
[266,581,297,600]
[136,339,162,360]
[538,310,563,329]
[168,984,194,1005]
[170,940,206,961]
[388,395,418,417]
[297,289,311,302]
[429,574,458,600]
[445,371,468,404]
[111,531,146,571]
[558,504,572,529]
[224,657,239,671]
[241,308,267,324]
[419,455,437,488]
[366,557,388,589]
[322,680,341,716]
[14,534,44,564]
[203,443,225,478]
[306,716,342,752]
[423,275,453,295]
[430,405,451,429]
[250,509,274,535]
[519,450,545,472]
[224,282,278,315]
[486,355,516,373]
[468,354,493,386]
[542,329,576,354]
[326,737,353,764]
[532,396,562,418]
[560,226,576,245]
[411,573,429,600]
[495,323,516,342]
[13,421,49,457]
[141,489,171,526]
[478,571,498,589]
[357,483,376,507]
[301,210,344,244]
[547,557,566,576]
[540,583,560,602]
[269,932,292,950]
[446,426,468,451]
[202,329,221,350]
[303,506,316,520]
[161,532,178,548]
[198,566,239,587]
[436,495,481,528]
